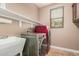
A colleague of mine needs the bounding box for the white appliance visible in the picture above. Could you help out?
[0,36,26,56]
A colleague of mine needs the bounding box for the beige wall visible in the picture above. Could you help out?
[39,3,79,50]
[0,3,79,50]
[0,3,39,36]
[0,20,21,36]
[6,3,39,20]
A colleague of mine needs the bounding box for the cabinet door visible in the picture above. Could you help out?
[76,4,79,19]
[72,3,79,22]
[72,3,76,22]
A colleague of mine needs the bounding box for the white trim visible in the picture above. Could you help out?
[19,20,22,27]
[50,45,79,53]
[0,8,43,25]
[0,17,12,24]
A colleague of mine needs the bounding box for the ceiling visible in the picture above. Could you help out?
[33,3,53,8]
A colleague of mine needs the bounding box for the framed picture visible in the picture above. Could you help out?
[50,7,64,28]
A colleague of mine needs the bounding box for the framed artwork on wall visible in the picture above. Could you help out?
[50,7,64,28]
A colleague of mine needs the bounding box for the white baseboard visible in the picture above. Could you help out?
[50,45,79,53]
